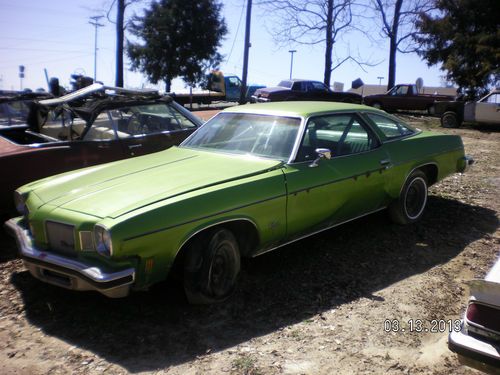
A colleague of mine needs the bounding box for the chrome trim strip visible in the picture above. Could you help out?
[287,166,385,196]
[5,218,135,291]
[123,193,287,241]
[253,206,387,257]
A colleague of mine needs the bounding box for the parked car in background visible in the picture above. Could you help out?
[363,84,455,114]
[170,71,265,105]
[0,90,52,127]
[448,256,500,373]
[436,89,500,128]
[6,101,472,304]
[251,79,362,104]
[0,83,202,214]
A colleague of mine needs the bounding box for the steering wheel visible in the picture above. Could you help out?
[127,113,148,134]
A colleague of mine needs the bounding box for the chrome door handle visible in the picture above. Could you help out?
[380,159,392,169]
[128,144,142,149]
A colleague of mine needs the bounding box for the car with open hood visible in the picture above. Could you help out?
[6,101,473,303]
[0,83,202,214]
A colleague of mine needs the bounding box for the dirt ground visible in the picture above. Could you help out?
[0,116,499,375]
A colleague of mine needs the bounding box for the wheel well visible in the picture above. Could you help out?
[417,164,438,186]
[169,220,259,278]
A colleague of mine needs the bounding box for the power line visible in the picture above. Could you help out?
[226,0,246,64]
[0,47,87,53]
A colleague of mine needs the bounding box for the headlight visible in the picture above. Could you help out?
[94,225,113,257]
[14,191,27,216]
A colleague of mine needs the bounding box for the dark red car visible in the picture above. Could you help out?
[0,84,202,214]
[251,79,362,104]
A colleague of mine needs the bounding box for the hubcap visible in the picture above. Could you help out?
[404,177,427,220]
[208,241,236,297]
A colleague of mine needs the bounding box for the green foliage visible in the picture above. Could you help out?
[127,0,227,91]
[415,0,500,98]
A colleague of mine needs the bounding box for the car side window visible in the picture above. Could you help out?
[311,81,328,92]
[366,113,414,139]
[295,114,378,161]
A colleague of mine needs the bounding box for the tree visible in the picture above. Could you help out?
[127,0,227,92]
[371,0,433,90]
[104,0,142,87]
[260,0,375,87]
[415,0,500,98]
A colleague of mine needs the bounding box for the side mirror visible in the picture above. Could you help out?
[309,148,332,167]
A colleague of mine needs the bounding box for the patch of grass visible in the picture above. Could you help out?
[232,354,262,375]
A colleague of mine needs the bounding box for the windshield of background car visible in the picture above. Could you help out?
[0,100,30,126]
[181,112,301,160]
[84,103,197,140]
[277,80,293,88]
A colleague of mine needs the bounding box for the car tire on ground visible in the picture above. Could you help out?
[441,111,461,128]
[389,170,428,225]
[184,228,240,304]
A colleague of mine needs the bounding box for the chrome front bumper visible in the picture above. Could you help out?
[449,324,500,372]
[5,218,135,298]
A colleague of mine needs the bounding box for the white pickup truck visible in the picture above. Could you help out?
[437,89,500,128]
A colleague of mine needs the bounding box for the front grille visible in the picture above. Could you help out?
[46,221,76,256]
[79,231,94,251]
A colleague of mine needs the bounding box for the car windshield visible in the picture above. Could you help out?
[181,112,301,160]
[277,80,293,88]
[0,100,31,126]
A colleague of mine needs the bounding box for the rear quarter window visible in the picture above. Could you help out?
[366,113,415,140]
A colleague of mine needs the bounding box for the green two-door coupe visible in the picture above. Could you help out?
[6,102,473,303]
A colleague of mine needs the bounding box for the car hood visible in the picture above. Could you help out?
[27,147,283,219]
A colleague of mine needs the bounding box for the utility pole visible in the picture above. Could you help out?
[19,65,25,90]
[89,16,104,82]
[240,0,252,104]
[377,76,384,86]
[288,50,297,79]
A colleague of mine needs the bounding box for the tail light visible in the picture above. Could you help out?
[466,303,500,333]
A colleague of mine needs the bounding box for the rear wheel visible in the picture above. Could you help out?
[389,170,428,225]
[441,111,461,128]
[183,228,240,304]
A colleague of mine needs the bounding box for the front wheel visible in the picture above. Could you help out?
[183,228,240,304]
[389,170,428,225]
[441,111,461,128]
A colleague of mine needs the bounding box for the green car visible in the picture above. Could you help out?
[6,102,473,303]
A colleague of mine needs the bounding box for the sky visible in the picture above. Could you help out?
[0,0,449,93]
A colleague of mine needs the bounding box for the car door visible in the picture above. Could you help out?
[474,92,500,124]
[284,113,390,239]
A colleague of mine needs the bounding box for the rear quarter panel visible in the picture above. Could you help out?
[383,131,465,199]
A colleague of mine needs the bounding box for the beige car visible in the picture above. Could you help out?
[439,89,500,128]
[464,89,500,125]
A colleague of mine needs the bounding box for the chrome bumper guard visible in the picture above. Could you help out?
[449,325,500,370]
[5,218,135,298]
[462,155,474,173]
